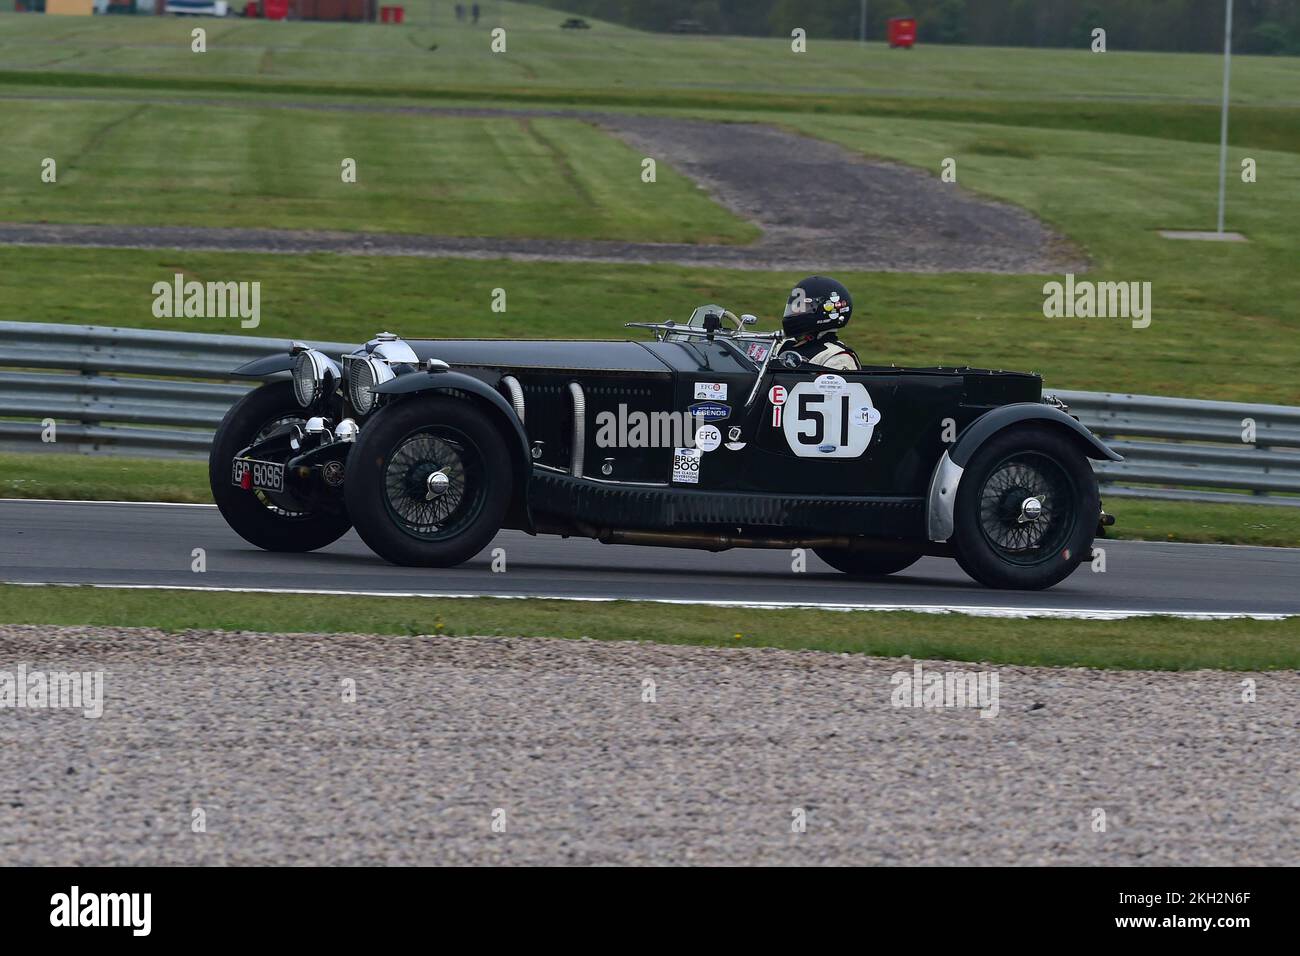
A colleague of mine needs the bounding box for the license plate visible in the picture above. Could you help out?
[232,458,285,493]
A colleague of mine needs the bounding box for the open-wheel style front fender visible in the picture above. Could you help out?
[925,403,1121,542]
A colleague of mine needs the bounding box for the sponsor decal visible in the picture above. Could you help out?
[818,443,837,454]
[851,405,882,428]
[768,385,787,406]
[694,424,722,453]
[693,382,727,400]
[672,446,702,484]
[745,342,771,363]
[814,373,847,395]
[727,426,743,442]
[687,401,730,421]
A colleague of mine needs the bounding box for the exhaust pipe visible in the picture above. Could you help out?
[501,375,525,425]
[568,381,585,478]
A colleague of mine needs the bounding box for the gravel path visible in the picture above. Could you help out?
[0,97,1081,273]
[1,624,1293,865]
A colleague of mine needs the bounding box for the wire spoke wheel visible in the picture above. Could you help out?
[382,427,487,541]
[209,380,352,554]
[976,451,1077,567]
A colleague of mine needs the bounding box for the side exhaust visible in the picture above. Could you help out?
[568,381,585,478]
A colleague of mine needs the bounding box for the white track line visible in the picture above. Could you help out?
[0,498,216,508]
[1,581,1291,621]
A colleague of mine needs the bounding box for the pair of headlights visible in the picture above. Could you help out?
[291,349,393,416]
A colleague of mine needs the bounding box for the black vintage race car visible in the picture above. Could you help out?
[210,306,1120,590]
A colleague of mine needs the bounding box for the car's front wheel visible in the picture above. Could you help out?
[345,395,513,567]
[209,381,352,552]
[950,424,1098,590]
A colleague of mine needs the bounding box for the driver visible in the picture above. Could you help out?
[779,276,861,370]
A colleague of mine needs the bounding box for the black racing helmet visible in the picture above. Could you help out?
[782,276,853,339]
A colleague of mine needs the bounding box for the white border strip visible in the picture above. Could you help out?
[0,581,1291,621]
[0,498,217,509]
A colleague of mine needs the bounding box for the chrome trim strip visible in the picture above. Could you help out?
[568,382,585,478]
[501,375,525,425]
[926,449,964,543]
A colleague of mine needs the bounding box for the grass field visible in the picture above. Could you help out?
[0,583,1296,671]
[4,451,1300,547]
[2,6,1299,108]
[2,200,1297,405]
[0,100,755,242]
[0,12,1296,402]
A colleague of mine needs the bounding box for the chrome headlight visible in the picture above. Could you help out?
[293,353,325,408]
[291,349,337,408]
[348,356,395,415]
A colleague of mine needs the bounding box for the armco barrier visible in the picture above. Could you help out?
[1,322,1297,505]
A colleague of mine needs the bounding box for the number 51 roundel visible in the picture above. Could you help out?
[780,375,882,458]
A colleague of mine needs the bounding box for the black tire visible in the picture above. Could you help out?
[345,395,513,568]
[815,547,922,577]
[209,381,352,552]
[951,424,1098,590]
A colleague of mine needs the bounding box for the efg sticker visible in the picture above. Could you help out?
[694,424,722,453]
[814,373,847,395]
[694,382,727,400]
[672,447,702,483]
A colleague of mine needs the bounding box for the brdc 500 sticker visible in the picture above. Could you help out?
[693,382,727,400]
[672,446,702,483]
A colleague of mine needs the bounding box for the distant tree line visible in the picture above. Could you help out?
[523,0,1300,54]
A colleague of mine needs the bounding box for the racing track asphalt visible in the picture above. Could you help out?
[2,499,1298,617]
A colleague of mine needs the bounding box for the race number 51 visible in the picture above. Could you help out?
[780,380,881,458]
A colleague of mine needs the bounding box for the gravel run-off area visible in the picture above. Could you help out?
[2,624,1295,865]
[0,98,1083,274]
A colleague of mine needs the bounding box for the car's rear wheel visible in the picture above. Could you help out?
[209,381,352,552]
[345,395,512,567]
[951,424,1098,590]
[814,547,922,577]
